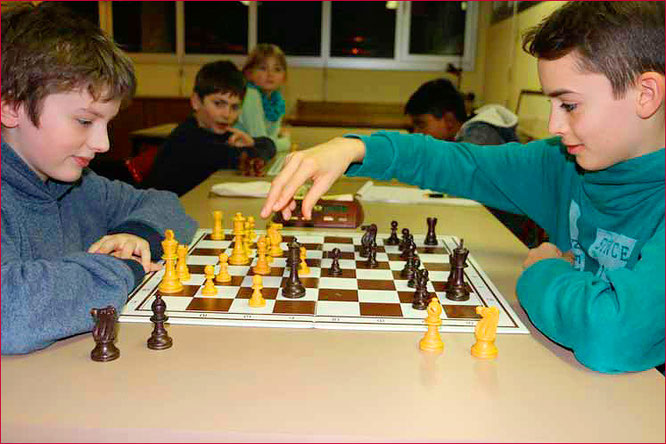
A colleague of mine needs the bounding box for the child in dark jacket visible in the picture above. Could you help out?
[142,61,276,196]
[1,3,198,354]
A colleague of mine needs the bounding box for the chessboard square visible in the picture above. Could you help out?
[359,302,403,317]
[197,285,238,298]
[236,287,279,299]
[187,255,220,266]
[387,253,402,261]
[325,243,355,253]
[394,280,414,291]
[202,233,234,241]
[197,239,232,248]
[296,235,323,244]
[324,236,354,244]
[400,303,429,319]
[357,279,395,291]
[305,250,324,259]
[320,268,357,279]
[388,261,407,271]
[419,254,448,263]
[355,269,394,280]
[304,259,322,269]
[423,262,450,271]
[302,242,324,251]
[319,277,358,289]
[316,301,360,317]
[191,247,228,257]
[426,271,449,282]
[187,265,208,275]
[186,297,233,312]
[272,258,288,268]
[229,298,276,314]
[357,290,400,304]
[156,284,200,297]
[442,304,482,319]
[417,247,447,255]
[242,275,283,287]
[158,296,192,311]
[180,275,205,286]
[317,288,359,302]
[273,300,316,315]
[397,291,415,304]
[299,267,321,278]
[228,265,251,276]
[353,245,386,253]
[355,260,390,270]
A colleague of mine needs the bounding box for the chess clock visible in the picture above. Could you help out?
[272,199,364,229]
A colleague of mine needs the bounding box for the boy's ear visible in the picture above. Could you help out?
[635,72,665,119]
[190,93,202,111]
[1,100,21,128]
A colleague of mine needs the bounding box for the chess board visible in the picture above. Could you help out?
[119,229,529,334]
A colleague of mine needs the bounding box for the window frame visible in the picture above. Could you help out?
[102,1,478,71]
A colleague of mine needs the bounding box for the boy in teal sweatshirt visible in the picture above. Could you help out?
[1,4,198,354]
[260,1,665,374]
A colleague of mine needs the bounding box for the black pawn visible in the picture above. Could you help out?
[329,247,343,276]
[412,269,430,310]
[283,240,306,298]
[407,257,421,288]
[90,306,120,362]
[400,245,416,279]
[148,294,173,350]
[399,228,410,251]
[401,235,416,260]
[424,217,438,246]
[386,221,400,245]
[365,240,379,268]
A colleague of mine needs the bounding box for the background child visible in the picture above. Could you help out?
[261,1,665,374]
[406,78,544,248]
[406,78,520,145]
[235,43,292,152]
[142,60,276,196]
[1,3,198,355]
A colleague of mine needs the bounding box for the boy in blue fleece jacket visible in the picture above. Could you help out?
[1,4,198,354]
[260,1,665,373]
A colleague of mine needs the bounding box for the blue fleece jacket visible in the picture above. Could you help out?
[1,142,198,354]
[347,131,665,373]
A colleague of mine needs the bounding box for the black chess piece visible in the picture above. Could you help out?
[399,228,410,251]
[147,294,173,350]
[424,217,438,246]
[386,221,400,245]
[401,235,416,260]
[400,244,416,278]
[365,239,379,268]
[360,224,377,258]
[329,247,343,276]
[407,257,421,288]
[90,306,120,362]
[283,240,306,298]
[445,239,470,301]
[412,269,430,310]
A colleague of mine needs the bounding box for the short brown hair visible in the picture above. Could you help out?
[523,1,665,98]
[194,60,246,100]
[1,3,136,126]
[242,44,287,77]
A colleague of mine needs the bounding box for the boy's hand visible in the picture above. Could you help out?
[88,233,159,273]
[523,242,575,269]
[260,137,366,221]
[227,128,254,148]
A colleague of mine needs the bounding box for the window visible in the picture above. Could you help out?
[100,1,479,71]
[185,2,248,55]
[330,2,396,58]
[257,2,322,56]
[409,2,466,56]
[112,2,175,53]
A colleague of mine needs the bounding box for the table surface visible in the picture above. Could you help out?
[2,172,664,443]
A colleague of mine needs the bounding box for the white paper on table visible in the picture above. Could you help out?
[355,181,481,206]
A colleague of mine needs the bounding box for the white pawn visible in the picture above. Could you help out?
[249,274,266,308]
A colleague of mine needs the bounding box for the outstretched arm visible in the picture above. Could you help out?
[260,137,366,220]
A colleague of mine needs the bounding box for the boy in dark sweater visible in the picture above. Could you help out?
[142,61,276,196]
[1,4,198,354]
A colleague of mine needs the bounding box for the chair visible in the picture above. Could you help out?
[124,143,160,184]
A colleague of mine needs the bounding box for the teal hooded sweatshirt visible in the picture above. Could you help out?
[347,131,665,374]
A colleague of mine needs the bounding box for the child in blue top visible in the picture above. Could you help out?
[1,4,198,354]
[261,1,665,374]
[235,44,292,152]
